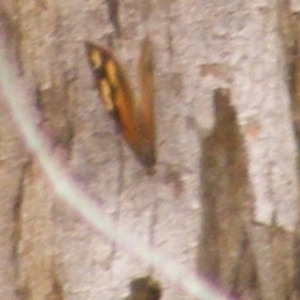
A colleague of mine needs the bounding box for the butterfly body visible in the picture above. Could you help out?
[85,39,156,168]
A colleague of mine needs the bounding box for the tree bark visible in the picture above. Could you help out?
[0,0,299,299]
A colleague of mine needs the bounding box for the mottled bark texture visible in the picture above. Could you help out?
[0,0,300,299]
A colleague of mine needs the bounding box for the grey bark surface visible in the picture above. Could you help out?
[0,0,299,299]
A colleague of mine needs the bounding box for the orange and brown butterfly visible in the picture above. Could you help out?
[85,38,156,169]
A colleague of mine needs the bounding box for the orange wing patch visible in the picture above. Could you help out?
[85,38,156,169]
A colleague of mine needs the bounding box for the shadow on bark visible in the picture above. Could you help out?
[198,88,259,299]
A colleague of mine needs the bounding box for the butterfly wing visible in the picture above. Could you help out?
[85,40,156,168]
[135,38,156,167]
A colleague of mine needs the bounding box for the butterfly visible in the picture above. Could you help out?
[85,38,156,169]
